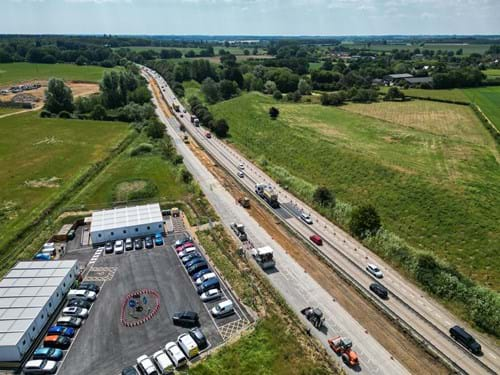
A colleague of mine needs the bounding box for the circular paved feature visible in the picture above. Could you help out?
[121,289,160,327]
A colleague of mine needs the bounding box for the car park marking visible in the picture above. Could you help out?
[88,247,103,266]
[217,319,249,341]
[84,267,117,282]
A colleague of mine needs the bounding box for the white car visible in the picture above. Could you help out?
[211,300,235,318]
[62,306,88,319]
[114,240,124,254]
[237,171,244,178]
[366,263,384,278]
[177,333,199,359]
[152,350,174,374]
[178,247,197,258]
[136,355,158,375]
[200,288,222,302]
[238,163,245,170]
[195,272,216,285]
[67,289,96,302]
[164,342,187,368]
[300,212,313,224]
[23,359,58,374]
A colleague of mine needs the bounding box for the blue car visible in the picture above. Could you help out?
[192,268,212,281]
[154,233,164,246]
[47,326,75,338]
[34,253,51,261]
[33,347,64,361]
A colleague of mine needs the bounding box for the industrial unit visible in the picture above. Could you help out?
[0,260,79,362]
[90,203,164,244]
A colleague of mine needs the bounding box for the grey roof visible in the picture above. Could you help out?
[91,203,163,233]
[13,260,77,270]
[6,268,69,279]
[0,286,58,298]
[385,73,414,79]
[403,76,434,84]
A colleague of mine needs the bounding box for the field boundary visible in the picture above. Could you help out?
[470,103,500,146]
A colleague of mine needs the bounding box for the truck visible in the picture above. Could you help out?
[255,183,279,208]
[230,223,247,242]
[251,246,275,269]
[173,103,180,112]
[190,115,200,126]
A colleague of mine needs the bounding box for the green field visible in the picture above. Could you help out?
[0,107,23,116]
[484,69,500,80]
[115,46,262,56]
[0,111,130,252]
[380,86,470,103]
[209,92,500,288]
[0,62,120,85]
[339,42,490,55]
[464,86,500,129]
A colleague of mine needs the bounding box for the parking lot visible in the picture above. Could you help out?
[57,232,250,375]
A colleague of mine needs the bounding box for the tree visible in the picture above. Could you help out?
[349,205,381,238]
[243,49,250,56]
[298,78,312,95]
[146,120,164,139]
[264,80,277,94]
[269,106,280,119]
[218,79,238,100]
[213,119,229,138]
[75,55,89,66]
[44,78,74,114]
[128,86,152,105]
[322,59,333,71]
[384,87,405,101]
[201,77,220,104]
[90,104,107,120]
[313,186,335,207]
[100,71,125,109]
[273,90,283,100]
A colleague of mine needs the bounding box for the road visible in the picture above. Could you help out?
[143,69,410,375]
[143,66,500,375]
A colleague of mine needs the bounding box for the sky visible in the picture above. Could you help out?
[1,0,499,36]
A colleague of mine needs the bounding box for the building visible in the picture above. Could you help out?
[383,73,414,85]
[90,203,164,244]
[399,76,434,87]
[0,260,79,362]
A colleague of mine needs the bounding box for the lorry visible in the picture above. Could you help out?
[301,306,325,329]
[230,223,247,242]
[190,115,200,126]
[255,183,279,208]
[328,336,359,367]
[251,246,275,269]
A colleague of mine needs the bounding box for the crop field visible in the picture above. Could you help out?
[484,69,500,80]
[0,62,120,86]
[0,111,130,253]
[210,92,500,288]
[379,86,470,103]
[338,43,491,55]
[463,86,500,130]
[114,46,263,55]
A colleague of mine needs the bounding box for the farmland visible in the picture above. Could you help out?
[338,42,491,55]
[379,86,470,103]
[114,45,264,55]
[209,92,500,289]
[463,86,500,129]
[0,62,120,86]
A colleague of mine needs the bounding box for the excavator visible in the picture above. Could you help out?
[328,336,359,367]
[300,307,325,329]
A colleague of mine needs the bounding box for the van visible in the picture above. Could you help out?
[177,333,199,359]
[67,289,96,302]
[197,278,220,295]
[449,326,481,354]
[164,342,187,368]
[211,300,234,318]
[152,350,174,374]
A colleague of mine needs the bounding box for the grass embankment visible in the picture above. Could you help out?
[0,107,23,116]
[0,62,120,85]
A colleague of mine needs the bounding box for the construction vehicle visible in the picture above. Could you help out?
[255,183,279,209]
[238,196,250,208]
[251,246,275,269]
[230,223,247,242]
[301,307,325,329]
[328,336,359,367]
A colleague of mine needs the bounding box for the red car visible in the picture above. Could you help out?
[310,234,323,246]
[175,242,194,253]
[205,132,212,138]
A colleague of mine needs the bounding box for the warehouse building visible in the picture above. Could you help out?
[0,260,79,362]
[90,203,164,244]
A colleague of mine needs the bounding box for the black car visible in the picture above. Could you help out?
[121,366,139,375]
[184,257,205,269]
[79,282,100,294]
[369,283,388,299]
[134,238,143,250]
[172,311,199,327]
[450,325,482,355]
[188,261,208,276]
[144,237,154,249]
[181,253,201,264]
[44,335,71,350]
[189,327,208,350]
[67,299,92,309]
[104,242,113,254]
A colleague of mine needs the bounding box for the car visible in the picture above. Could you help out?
[34,253,51,261]
[125,238,134,251]
[67,299,91,309]
[104,242,113,254]
[43,335,71,350]
[47,326,75,338]
[195,272,216,285]
[366,263,383,278]
[197,277,220,294]
[33,348,63,361]
[211,300,235,318]
[180,113,184,118]
[134,238,143,250]
[181,252,201,264]
[205,132,211,138]
[184,257,206,269]
[62,306,89,319]
[178,247,197,258]
[78,282,100,294]
[191,268,212,281]
[145,237,154,249]
[238,163,245,170]
[200,288,222,302]
[450,326,482,355]
[187,261,209,276]
[121,366,139,375]
[67,289,96,302]
[189,327,208,350]
[309,234,323,246]
[114,240,124,254]
[300,212,313,225]
[172,311,199,327]
[369,283,388,299]
[174,236,192,248]
[152,350,174,374]
[183,109,187,113]
[177,333,199,359]
[23,359,58,374]
[175,242,195,253]
[56,316,82,328]
[136,355,158,375]
[154,233,164,246]
[164,342,187,368]
[237,171,244,178]
[67,229,75,240]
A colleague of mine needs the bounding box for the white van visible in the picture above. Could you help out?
[67,289,96,302]
[164,342,187,368]
[177,333,199,359]
[195,272,216,286]
[211,300,234,318]
[152,350,174,374]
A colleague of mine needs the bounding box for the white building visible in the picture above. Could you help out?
[0,260,79,362]
[90,203,164,244]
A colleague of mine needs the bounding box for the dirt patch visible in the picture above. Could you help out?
[114,180,148,200]
[24,177,62,188]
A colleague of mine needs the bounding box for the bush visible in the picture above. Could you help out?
[320,92,345,106]
[129,143,153,157]
[146,120,164,139]
[313,186,335,207]
[90,105,107,121]
[40,110,52,118]
[269,107,280,119]
[349,205,381,238]
[58,110,72,119]
[213,119,229,138]
[273,90,283,100]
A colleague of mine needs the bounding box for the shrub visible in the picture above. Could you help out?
[213,119,229,138]
[129,143,153,157]
[349,205,381,238]
[313,186,335,207]
[57,110,72,119]
[90,105,107,121]
[40,110,52,118]
[146,120,164,139]
[273,90,283,100]
[269,107,280,119]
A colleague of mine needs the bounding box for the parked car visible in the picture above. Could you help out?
[184,257,206,269]
[181,253,201,264]
[104,242,113,254]
[67,299,91,309]
[177,333,199,359]
[369,283,388,299]
[189,327,208,350]
[78,282,100,294]
[211,300,235,318]
[56,317,82,328]
[47,326,75,338]
[134,238,143,250]
[43,335,71,350]
[67,289,96,302]
[188,261,209,276]
[200,288,222,303]
[172,311,199,327]
[174,236,192,248]
[145,237,154,249]
[175,241,195,252]
[191,268,212,281]
[450,326,482,355]
[114,240,124,254]
[366,264,383,278]
[164,342,187,368]
[300,212,313,225]
[34,253,51,261]
[309,234,323,245]
[125,238,134,251]
[155,233,164,246]
[23,359,58,374]
[197,277,220,294]
[121,366,139,375]
[33,348,63,361]
[195,272,216,286]
[136,355,158,375]
[152,350,174,374]
[178,247,197,258]
[63,307,89,319]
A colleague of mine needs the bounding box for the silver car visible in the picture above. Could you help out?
[200,288,222,302]
[366,263,384,278]
[62,306,89,319]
